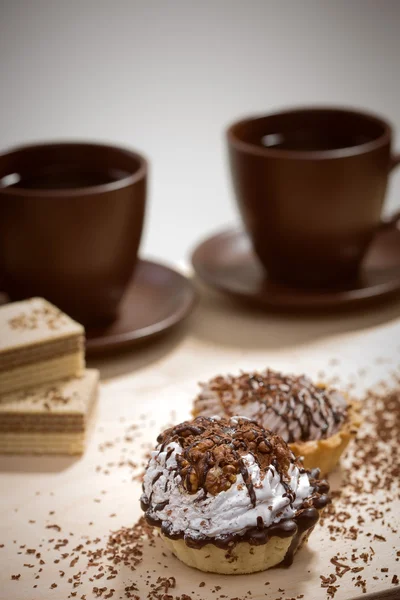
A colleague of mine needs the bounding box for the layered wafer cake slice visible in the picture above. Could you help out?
[0,369,99,454]
[0,298,84,395]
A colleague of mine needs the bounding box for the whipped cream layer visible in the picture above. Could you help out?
[142,440,314,539]
[194,370,348,443]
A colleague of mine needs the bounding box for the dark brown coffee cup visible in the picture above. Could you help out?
[0,142,147,325]
[227,107,400,288]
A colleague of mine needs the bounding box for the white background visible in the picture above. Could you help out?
[1,0,400,265]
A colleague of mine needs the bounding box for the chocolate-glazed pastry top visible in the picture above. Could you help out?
[193,369,348,443]
[141,417,330,563]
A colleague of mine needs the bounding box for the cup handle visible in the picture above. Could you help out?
[390,154,400,171]
[0,258,9,306]
[0,276,8,305]
[0,284,8,306]
[380,153,400,229]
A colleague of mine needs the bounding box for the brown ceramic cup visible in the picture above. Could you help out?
[227,107,400,288]
[0,142,147,325]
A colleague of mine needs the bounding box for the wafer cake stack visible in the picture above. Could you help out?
[0,298,99,454]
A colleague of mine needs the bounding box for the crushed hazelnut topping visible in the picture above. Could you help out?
[157,416,297,496]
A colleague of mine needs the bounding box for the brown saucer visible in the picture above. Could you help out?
[86,260,196,355]
[191,226,400,311]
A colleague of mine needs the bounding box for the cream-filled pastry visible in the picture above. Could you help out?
[141,416,330,574]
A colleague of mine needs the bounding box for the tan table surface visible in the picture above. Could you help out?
[1,283,400,600]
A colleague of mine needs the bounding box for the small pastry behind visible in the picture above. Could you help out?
[193,369,361,475]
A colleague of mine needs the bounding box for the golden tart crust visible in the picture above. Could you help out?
[289,400,362,476]
[158,515,321,574]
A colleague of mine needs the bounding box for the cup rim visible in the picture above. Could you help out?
[0,141,147,196]
[227,106,393,160]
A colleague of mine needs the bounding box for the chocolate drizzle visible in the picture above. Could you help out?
[165,447,174,462]
[239,457,256,507]
[151,472,162,485]
[194,369,348,443]
[153,500,169,512]
[141,416,331,567]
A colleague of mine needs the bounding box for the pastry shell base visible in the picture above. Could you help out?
[289,401,362,475]
[158,522,317,575]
